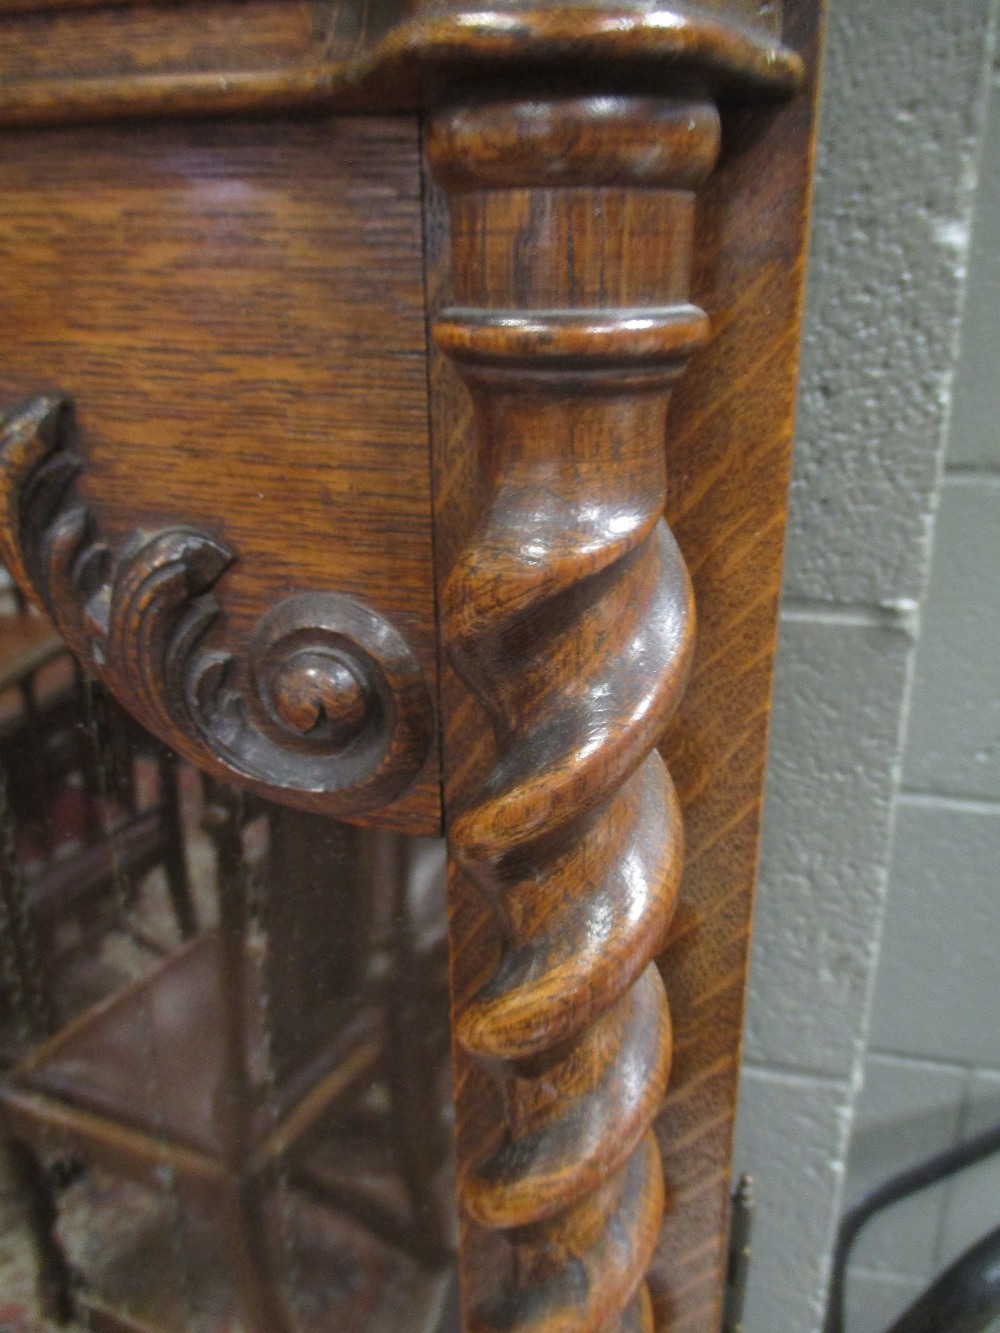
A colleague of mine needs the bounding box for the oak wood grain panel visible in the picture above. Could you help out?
[0,0,399,82]
[0,1,800,128]
[650,0,825,1326]
[0,114,440,832]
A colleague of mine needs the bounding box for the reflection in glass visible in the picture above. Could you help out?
[0,601,458,1331]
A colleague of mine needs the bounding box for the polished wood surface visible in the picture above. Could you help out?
[0,114,440,832]
[0,0,800,128]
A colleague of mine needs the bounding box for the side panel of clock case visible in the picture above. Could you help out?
[0,114,440,832]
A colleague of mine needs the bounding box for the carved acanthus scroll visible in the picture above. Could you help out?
[0,395,433,816]
[430,97,718,1332]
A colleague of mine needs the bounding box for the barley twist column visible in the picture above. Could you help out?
[429,95,720,1333]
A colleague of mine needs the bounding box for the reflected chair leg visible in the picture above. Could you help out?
[6,1138,75,1322]
[220,1175,294,1333]
[385,841,452,1268]
[385,990,453,1268]
[157,748,198,940]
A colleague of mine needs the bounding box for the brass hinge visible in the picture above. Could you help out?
[722,1175,756,1333]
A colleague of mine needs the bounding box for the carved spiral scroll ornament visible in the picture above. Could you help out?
[0,396,433,815]
[430,97,718,1333]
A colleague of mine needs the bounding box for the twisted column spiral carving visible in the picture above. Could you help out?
[430,97,720,1332]
[0,395,433,816]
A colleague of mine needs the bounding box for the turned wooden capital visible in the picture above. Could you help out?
[429,94,719,1333]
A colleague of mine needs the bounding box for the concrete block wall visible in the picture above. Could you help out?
[842,63,1000,1333]
[732,3,1000,1331]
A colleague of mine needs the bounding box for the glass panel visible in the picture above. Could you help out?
[0,599,458,1331]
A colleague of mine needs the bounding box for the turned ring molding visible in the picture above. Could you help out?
[0,394,434,815]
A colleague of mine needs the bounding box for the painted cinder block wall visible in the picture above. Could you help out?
[732,2,1000,1330]
[842,58,1000,1333]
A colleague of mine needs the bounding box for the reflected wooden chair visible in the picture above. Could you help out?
[0,786,451,1330]
[0,608,197,1049]
[287,825,455,1272]
[205,796,455,1272]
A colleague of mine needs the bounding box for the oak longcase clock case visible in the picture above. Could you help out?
[0,2,825,1330]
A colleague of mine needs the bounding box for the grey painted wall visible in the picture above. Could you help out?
[843,63,1000,1333]
[733,3,1000,1331]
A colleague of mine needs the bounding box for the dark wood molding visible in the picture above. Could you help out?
[0,395,435,818]
[0,0,802,128]
[429,93,720,1333]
